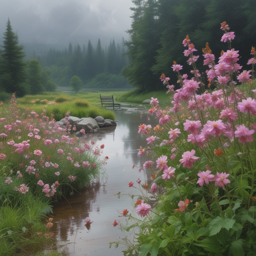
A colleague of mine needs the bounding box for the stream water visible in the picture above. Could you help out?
[50,108,158,256]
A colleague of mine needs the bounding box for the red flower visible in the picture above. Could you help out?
[136,200,142,205]
[113,220,118,227]
[105,156,109,159]
[100,144,105,149]
[123,209,129,216]
[128,182,134,187]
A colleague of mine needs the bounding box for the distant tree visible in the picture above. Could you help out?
[28,59,44,94]
[1,19,27,96]
[42,69,57,92]
[70,75,83,92]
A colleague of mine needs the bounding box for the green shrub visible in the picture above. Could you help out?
[75,99,90,107]
[0,91,11,102]
[54,95,70,103]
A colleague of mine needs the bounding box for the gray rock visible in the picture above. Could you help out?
[142,99,151,103]
[68,116,81,126]
[105,119,117,126]
[76,117,100,132]
[95,116,105,122]
[97,121,105,128]
[103,120,113,127]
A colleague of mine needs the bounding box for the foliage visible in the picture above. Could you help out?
[0,19,27,97]
[27,59,44,95]
[125,0,256,90]
[75,99,90,107]
[112,23,256,255]
[0,91,11,102]
[54,95,70,103]
[70,75,83,92]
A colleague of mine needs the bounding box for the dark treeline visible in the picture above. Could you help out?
[0,19,57,98]
[35,39,130,88]
[124,0,256,91]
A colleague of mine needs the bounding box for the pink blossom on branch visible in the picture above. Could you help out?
[156,155,168,171]
[162,167,175,180]
[136,202,151,217]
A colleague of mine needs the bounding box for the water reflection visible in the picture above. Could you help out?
[50,110,158,256]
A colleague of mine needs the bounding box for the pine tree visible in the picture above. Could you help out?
[1,19,27,96]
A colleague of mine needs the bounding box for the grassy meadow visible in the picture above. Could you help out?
[15,90,131,121]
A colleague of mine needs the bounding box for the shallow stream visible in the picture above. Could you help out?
[50,108,158,256]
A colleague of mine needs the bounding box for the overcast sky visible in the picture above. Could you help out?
[0,0,134,46]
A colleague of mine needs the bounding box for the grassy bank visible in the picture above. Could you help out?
[13,90,131,121]
[0,97,106,255]
[115,88,171,107]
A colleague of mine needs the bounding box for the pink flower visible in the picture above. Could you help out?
[179,150,199,168]
[26,166,35,174]
[162,167,175,180]
[54,139,59,144]
[45,162,51,167]
[0,153,6,160]
[217,76,229,84]
[151,183,157,193]
[143,161,154,170]
[0,133,7,137]
[44,139,52,145]
[74,162,80,167]
[172,64,183,72]
[237,70,251,83]
[82,161,90,168]
[215,172,230,190]
[35,135,41,140]
[183,79,200,96]
[156,155,168,170]
[146,136,156,144]
[237,97,256,115]
[68,175,76,182]
[219,107,238,122]
[168,128,181,140]
[34,150,42,156]
[19,184,29,194]
[30,160,36,165]
[221,32,235,43]
[5,177,13,184]
[197,170,215,186]
[170,154,176,160]
[57,149,64,154]
[138,147,145,157]
[84,143,90,150]
[28,132,34,137]
[235,124,254,144]
[150,97,159,105]
[92,163,96,168]
[54,163,59,168]
[176,199,189,212]
[55,172,60,176]
[183,120,201,134]
[202,120,226,138]
[136,178,141,184]
[85,217,93,225]
[37,180,44,186]
[136,202,151,217]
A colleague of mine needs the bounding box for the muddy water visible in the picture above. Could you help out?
[51,109,158,256]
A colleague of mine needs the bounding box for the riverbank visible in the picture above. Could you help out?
[0,95,104,255]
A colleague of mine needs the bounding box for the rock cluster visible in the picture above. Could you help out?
[56,116,117,133]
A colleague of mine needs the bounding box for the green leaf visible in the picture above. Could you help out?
[229,240,245,256]
[233,200,242,213]
[196,237,222,253]
[139,244,151,256]
[209,217,235,236]
[151,244,159,256]
[159,238,170,248]
[219,199,230,205]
